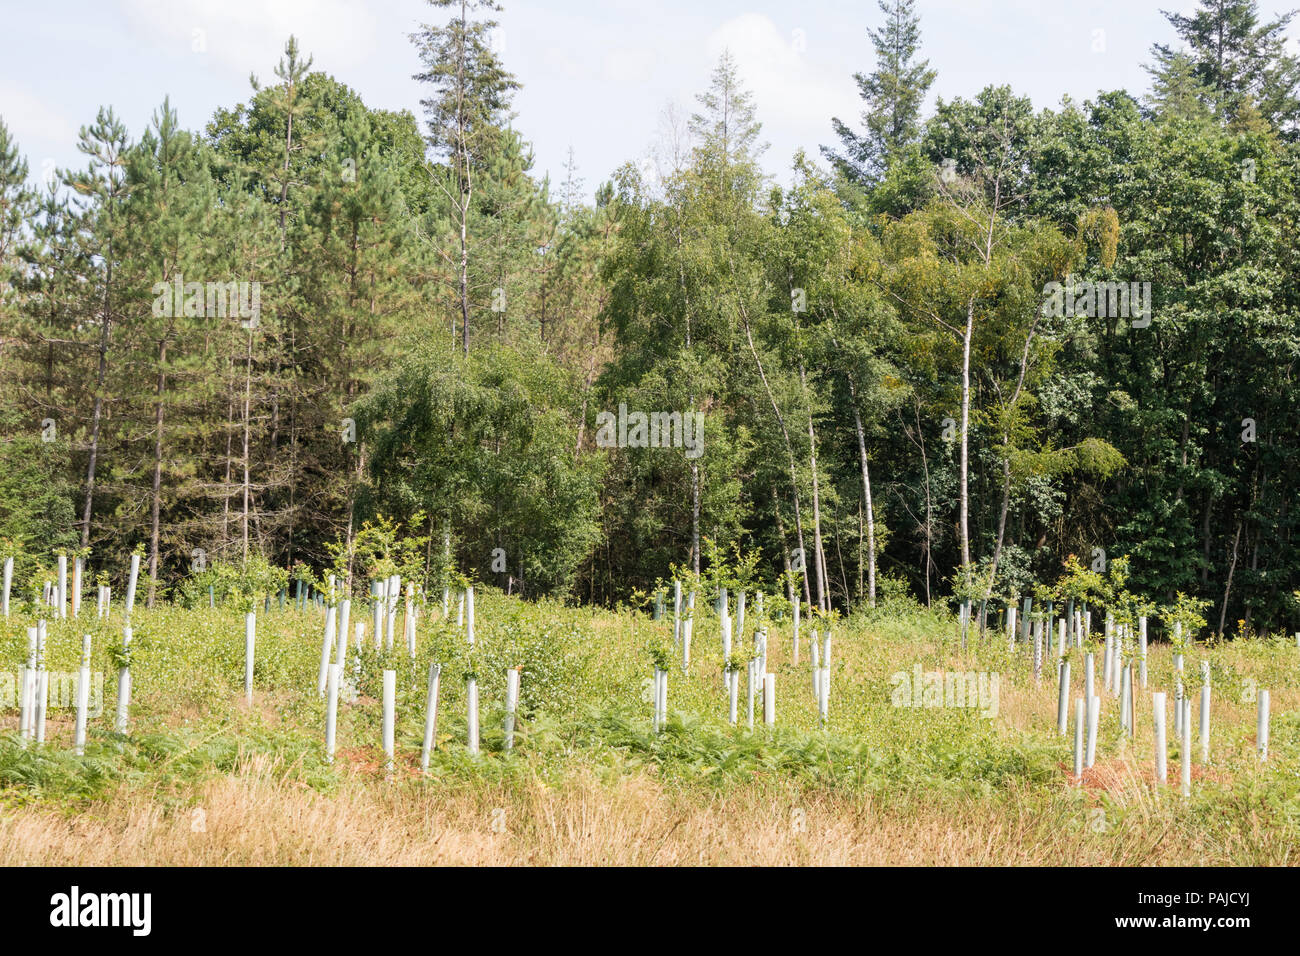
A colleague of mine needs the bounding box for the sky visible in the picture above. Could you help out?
[2,1,1298,199]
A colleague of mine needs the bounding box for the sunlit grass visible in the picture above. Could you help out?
[0,591,1296,864]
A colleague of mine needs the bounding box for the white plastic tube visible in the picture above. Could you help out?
[244,611,256,705]
[1153,692,1167,785]
[1138,616,1148,687]
[661,666,669,728]
[421,662,442,771]
[1073,697,1084,778]
[1056,660,1071,735]
[325,663,341,763]
[57,554,67,619]
[71,557,82,618]
[466,676,480,754]
[1121,662,1133,737]
[793,596,801,664]
[125,553,140,621]
[1085,694,1099,768]
[1199,683,1210,765]
[116,626,132,735]
[405,584,416,658]
[74,634,91,755]
[19,626,36,742]
[746,659,756,730]
[1,555,11,618]
[382,669,396,773]
[505,668,520,749]
[1258,690,1270,761]
[318,602,337,696]
[336,599,352,666]
[34,621,47,744]
[466,587,476,645]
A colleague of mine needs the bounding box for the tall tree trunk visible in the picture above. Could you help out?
[1218,519,1242,635]
[958,296,974,577]
[847,375,877,606]
[80,252,113,549]
[241,327,253,562]
[773,492,793,603]
[456,0,472,356]
[1201,496,1213,586]
[221,388,234,551]
[983,316,1037,603]
[691,462,701,576]
[906,399,936,607]
[147,337,167,607]
[833,515,850,603]
[799,361,829,613]
[741,315,811,606]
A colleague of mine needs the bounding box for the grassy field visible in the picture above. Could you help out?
[1,592,1297,865]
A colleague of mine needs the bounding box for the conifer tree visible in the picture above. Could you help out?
[412,0,520,355]
[824,0,936,184]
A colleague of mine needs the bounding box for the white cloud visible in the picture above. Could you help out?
[542,46,587,80]
[705,13,860,147]
[119,0,380,79]
[0,85,77,147]
[601,48,657,85]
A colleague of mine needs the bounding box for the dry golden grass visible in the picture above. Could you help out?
[3,602,1294,866]
[1,753,1288,866]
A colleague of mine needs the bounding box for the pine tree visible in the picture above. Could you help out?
[1148,0,1300,132]
[0,117,30,285]
[118,99,218,602]
[1145,50,1216,124]
[824,0,936,185]
[689,50,767,171]
[65,109,133,552]
[411,0,520,355]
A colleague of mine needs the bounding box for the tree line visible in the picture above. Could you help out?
[1,0,1299,634]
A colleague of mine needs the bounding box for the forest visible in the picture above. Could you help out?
[2,0,1299,636]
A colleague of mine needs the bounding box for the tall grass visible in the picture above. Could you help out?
[0,590,1296,864]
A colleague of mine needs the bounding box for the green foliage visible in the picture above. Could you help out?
[0,410,79,588]
[326,513,428,592]
[180,556,289,612]
[1159,592,1212,645]
[1,4,1300,638]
